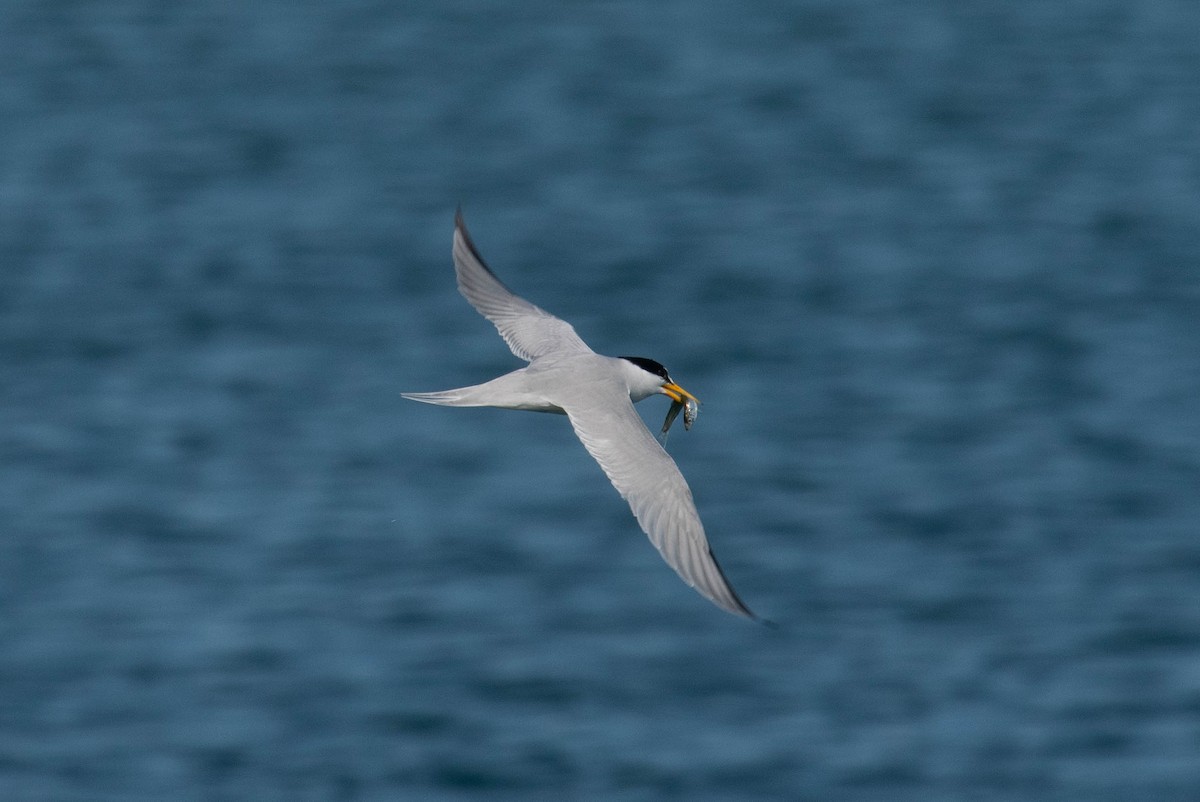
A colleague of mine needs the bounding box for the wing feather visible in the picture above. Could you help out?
[562,389,757,620]
[453,210,592,361]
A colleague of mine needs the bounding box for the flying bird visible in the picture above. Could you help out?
[404,210,761,621]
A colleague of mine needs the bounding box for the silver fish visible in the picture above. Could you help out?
[661,397,699,437]
[682,397,698,430]
[661,399,684,435]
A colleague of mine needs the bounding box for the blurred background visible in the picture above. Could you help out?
[2,1,1199,799]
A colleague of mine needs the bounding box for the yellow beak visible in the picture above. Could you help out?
[661,382,699,405]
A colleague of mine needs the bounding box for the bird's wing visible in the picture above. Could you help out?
[562,387,757,619]
[453,210,593,362]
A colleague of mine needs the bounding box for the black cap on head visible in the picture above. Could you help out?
[620,356,670,381]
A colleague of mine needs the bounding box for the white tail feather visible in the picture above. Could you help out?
[400,388,484,407]
[402,369,564,413]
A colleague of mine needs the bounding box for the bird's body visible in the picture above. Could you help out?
[402,352,666,414]
[404,211,761,621]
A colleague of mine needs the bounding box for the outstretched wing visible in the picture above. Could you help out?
[453,210,592,362]
[562,387,758,620]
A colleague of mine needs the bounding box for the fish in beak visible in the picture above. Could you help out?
[660,382,700,435]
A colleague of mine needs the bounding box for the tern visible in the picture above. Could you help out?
[404,210,761,621]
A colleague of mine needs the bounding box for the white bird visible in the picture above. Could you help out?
[404,210,761,621]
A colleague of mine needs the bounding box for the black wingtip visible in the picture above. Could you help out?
[452,206,494,272]
[704,547,769,625]
[741,604,778,628]
[454,205,469,241]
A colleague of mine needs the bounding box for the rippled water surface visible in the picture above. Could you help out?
[3,2,1199,799]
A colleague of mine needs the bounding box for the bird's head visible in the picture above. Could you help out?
[618,356,694,402]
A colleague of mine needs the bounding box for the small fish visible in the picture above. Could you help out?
[661,399,684,436]
[682,397,698,430]
[660,397,699,441]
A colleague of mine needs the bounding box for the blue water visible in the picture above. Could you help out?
[3,2,1200,799]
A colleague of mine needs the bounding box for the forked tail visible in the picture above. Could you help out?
[400,387,486,407]
[402,369,564,413]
